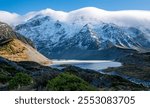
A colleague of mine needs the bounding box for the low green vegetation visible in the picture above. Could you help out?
[47,73,97,91]
[104,64,150,81]
[0,73,11,84]
[9,73,32,90]
[0,64,18,83]
[0,56,149,91]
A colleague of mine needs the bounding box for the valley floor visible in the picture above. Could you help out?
[0,52,150,91]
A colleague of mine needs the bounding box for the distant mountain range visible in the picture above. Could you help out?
[1,7,150,59]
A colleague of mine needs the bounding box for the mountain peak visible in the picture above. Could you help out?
[70,7,106,13]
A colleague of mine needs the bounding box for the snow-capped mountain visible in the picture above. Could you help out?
[1,7,150,59]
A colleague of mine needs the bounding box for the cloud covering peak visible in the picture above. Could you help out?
[0,11,21,25]
[0,7,150,27]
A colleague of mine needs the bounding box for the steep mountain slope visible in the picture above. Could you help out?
[2,7,150,59]
[0,21,52,65]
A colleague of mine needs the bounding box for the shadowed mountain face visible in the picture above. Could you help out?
[15,14,150,60]
[0,21,52,65]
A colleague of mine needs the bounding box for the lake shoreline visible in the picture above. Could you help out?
[50,59,150,88]
[1,53,149,91]
[50,60,122,71]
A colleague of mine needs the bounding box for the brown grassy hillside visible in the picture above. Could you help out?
[0,21,52,65]
[0,39,52,65]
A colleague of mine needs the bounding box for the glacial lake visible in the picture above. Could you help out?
[50,60,122,71]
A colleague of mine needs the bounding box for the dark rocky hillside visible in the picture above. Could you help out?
[104,52,150,82]
[0,57,148,91]
[0,22,35,48]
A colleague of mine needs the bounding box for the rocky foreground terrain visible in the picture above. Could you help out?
[104,52,150,82]
[0,56,149,91]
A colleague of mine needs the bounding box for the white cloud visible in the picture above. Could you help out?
[67,7,150,28]
[0,11,22,25]
[0,7,150,28]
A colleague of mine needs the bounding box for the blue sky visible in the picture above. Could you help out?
[0,0,150,14]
